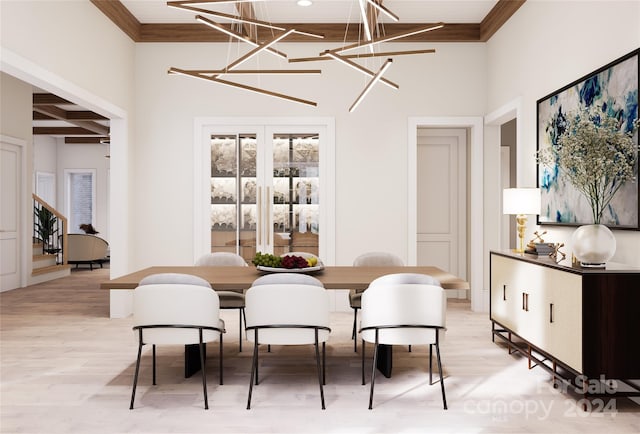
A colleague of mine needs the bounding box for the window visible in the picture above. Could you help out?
[64,169,96,234]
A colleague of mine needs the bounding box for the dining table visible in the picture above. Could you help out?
[102,265,470,378]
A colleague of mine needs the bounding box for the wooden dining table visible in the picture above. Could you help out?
[101,265,470,292]
[102,265,469,378]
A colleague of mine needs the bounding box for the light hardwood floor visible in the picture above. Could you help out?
[1,268,638,433]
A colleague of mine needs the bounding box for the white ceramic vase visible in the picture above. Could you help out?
[571,224,616,268]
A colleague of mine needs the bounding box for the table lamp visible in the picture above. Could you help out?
[503,188,541,253]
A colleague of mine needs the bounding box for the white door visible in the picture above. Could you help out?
[416,128,467,298]
[1,139,22,291]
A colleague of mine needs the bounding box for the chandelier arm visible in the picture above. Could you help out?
[349,58,393,112]
[168,2,324,39]
[323,52,398,90]
[329,23,445,54]
[168,67,317,107]
[195,15,287,59]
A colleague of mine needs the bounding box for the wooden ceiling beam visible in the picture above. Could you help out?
[65,137,110,144]
[33,93,72,106]
[33,105,109,136]
[33,127,100,136]
[480,0,526,41]
[95,0,523,43]
[90,0,141,41]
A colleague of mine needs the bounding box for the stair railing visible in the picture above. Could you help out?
[33,194,67,265]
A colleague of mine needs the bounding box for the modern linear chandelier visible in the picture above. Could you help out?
[167,0,443,111]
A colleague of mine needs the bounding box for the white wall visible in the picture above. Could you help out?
[486,0,640,267]
[1,0,136,276]
[131,42,487,269]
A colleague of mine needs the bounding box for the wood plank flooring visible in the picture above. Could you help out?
[1,268,638,433]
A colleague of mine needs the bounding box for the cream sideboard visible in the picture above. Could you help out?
[490,250,640,398]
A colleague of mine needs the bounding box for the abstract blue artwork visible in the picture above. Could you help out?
[537,49,639,229]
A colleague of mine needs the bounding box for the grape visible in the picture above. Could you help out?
[252,252,282,267]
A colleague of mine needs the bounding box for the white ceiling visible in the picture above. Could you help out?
[121,0,499,24]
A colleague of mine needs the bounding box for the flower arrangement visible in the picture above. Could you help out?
[537,105,639,224]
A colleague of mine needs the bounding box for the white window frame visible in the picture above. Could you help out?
[64,169,97,233]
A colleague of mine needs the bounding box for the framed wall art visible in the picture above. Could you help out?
[537,48,639,229]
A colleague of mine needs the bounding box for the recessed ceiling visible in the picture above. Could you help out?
[121,0,499,24]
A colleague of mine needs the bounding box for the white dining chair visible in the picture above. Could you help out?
[196,252,248,351]
[360,283,447,410]
[130,283,225,410]
[349,252,404,351]
[245,283,331,409]
[252,272,323,287]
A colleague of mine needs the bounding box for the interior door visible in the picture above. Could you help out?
[416,128,467,298]
[1,139,22,291]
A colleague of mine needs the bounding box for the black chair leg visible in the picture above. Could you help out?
[152,344,157,385]
[198,331,209,410]
[435,334,447,410]
[314,330,326,409]
[352,308,358,352]
[368,331,379,410]
[247,332,259,409]
[130,339,143,409]
[219,334,224,385]
[238,309,243,352]
[322,341,326,385]
[361,340,366,385]
[429,344,433,385]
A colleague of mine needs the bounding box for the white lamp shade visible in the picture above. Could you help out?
[503,188,541,215]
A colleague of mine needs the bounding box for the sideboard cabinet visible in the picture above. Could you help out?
[490,250,640,394]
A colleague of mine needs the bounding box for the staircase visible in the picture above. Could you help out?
[31,195,71,284]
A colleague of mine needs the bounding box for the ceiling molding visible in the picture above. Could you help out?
[91,0,526,43]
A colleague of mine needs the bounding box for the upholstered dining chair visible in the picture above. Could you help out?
[360,283,447,410]
[195,252,248,352]
[130,283,225,410]
[251,272,323,287]
[349,252,404,351]
[244,283,331,409]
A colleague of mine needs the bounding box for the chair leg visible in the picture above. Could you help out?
[434,333,447,410]
[368,330,379,410]
[322,341,326,385]
[238,308,243,353]
[198,331,209,410]
[352,308,359,352]
[130,338,143,409]
[152,344,157,385]
[247,331,259,409]
[429,344,433,385]
[219,334,224,385]
[361,340,366,385]
[314,330,326,410]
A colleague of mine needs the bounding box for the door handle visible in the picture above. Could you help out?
[257,186,262,245]
[549,303,554,323]
[503,284,506,301]
[266,186,271,246]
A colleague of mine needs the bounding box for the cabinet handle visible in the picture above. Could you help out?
[502,284,506,301]
[522,292,529,312]
[522,292,526,311]
[549,303,554,323]
[267,186,271,245]
[257,186,262,245]
[525,293,529,312]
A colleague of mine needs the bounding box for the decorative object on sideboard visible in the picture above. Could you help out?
[548,242,566,262]
[570,224,616,268]
[502,188,541,253]
[537,48,639,229]
[525,230,547,254]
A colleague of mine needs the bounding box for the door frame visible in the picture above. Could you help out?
[194,117,336,265]
[408,117,484,312]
